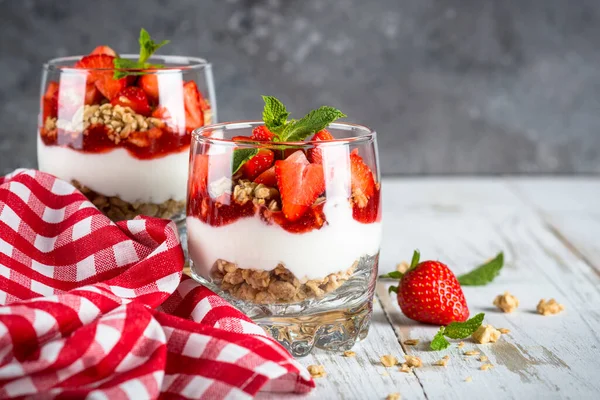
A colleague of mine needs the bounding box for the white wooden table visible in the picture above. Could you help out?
[259,177,600,400]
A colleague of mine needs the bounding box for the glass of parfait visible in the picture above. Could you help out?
[37,31,215,222]
[186,98,382,356]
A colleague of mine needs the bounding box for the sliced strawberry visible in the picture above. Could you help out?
[95,76,132,100]
[90,45,117,57]
[251,125,274,141]
[275,151,325,221]
[232,135,254,142]
[242,149,274,181]
[189,154,209,198]
[75,55,132,100]
[350,151,375,205]
[307,129,334,164]
[42,81,59,120]
[183,81,204,133]
[138,74,159,102]
[84,83,103,105]
[111,87,151,116]
[254,166,277,187]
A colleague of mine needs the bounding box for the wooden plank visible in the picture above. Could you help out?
[257,295,426,399]
[509,178,600,273]
[375,179,600,399]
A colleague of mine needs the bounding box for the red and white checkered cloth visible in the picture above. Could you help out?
[0,169,314,399]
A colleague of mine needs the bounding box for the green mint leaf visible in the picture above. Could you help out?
[113,59,165,79]
[430,327,450,351]
[139,28,170,64]
[443,313,485,339]
[262,96,289,135]
[280,106,346,142]
[458,253,504,286]
[379,271,403,280]
[231,148,259,174]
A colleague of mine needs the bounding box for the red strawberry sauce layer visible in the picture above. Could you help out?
[187,185,381,234]
[40,125,190,160]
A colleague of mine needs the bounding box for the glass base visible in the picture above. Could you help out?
[189,254,379,357]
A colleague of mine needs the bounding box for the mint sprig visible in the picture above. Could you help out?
[429,313,485,351]
[261,96,346,142]
[458,253,504,286]
[113,28,169,79]
[231,96,346,173]
[262,96,289,134]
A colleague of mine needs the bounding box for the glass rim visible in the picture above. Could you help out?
[43,54,211,74]
[192,120,376,147]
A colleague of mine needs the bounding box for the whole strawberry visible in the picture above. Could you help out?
[388,250,469,325]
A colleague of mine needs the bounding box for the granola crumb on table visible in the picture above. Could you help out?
[307,365,326,378]
[380,355,398,367]
[403,339,419,346]
[404,355,422,368]
[386,393,401,400]
[343,350,356,357]
[493,291,520,313]
[537,298,565,316]
[399,363,411,373]
[480,364,494,371]
[471,325,502,344]
[498,328,511,334]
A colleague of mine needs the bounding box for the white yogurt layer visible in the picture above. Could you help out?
[37,137,189,204]
[187,198,382,282]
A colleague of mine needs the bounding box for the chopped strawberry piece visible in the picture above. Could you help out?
[84,83,103,105]
[183,81,204,133]
[307,129,334,164]
[138,74,159,102]
[189,154,209,196]
[350,151,376,204]
[254,166,277,187]
[75,54,132,100]
[90,45,117,57]
[242,149,274,181]
[42,81,59,120]
[111,87,151,116]
[232,135,254,142]
[275,151,325,221]
[251,125,275,141]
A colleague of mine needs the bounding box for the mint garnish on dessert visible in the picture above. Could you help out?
[231,96,346,173]
[113,28,170,79]
[430,313,485,351]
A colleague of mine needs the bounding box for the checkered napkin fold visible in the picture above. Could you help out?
[0,169,314,399]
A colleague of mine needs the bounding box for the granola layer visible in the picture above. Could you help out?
[73,180,184,222]
[211,259,357,304]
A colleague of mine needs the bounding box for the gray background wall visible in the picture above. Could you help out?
[1,0,599,175]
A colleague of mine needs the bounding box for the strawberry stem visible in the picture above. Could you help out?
[409,250,420,270]
[388,286,398,294]
[379,271,403,280]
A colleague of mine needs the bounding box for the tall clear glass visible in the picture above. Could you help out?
[187,122,382,356]
[38,55,216,222]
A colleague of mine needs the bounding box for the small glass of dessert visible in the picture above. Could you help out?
[187,96,382,356]
[38,29,215,222]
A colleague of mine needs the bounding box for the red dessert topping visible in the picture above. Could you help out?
[251,125,275,141]
[275,151,325,222]
[42,81,59,120]
[183,81,204,133]
[138,74,159,102]
[242,149,275,181]
[90,45,117,57]
[307,129,334,164]
[75,54,133,100]
[350,150,376,200]
[254,166,277,187]
[111,87,152,116]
